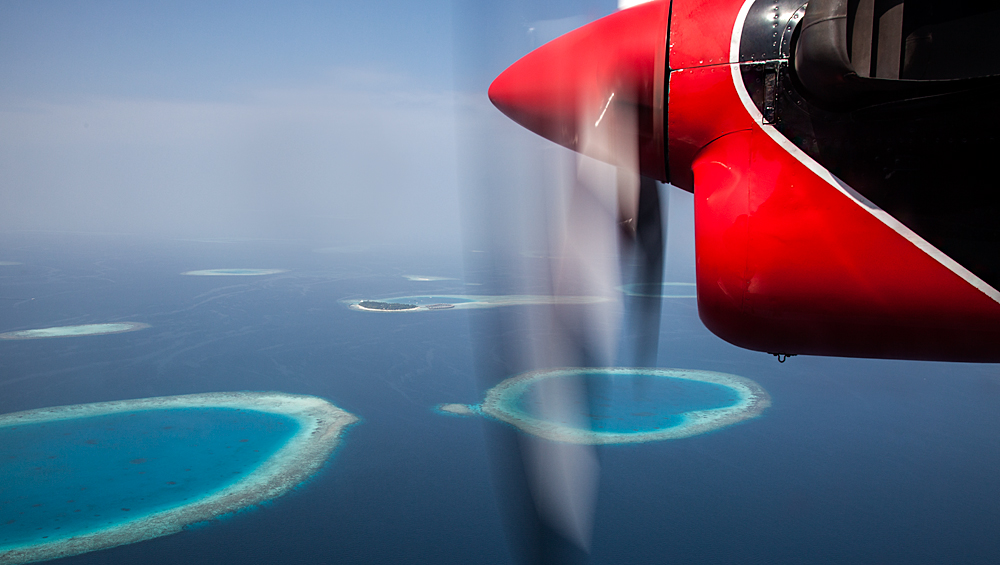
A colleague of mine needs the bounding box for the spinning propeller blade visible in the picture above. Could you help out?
[619,173,666,367]
[488,0,671,366]
[456,2,670,563]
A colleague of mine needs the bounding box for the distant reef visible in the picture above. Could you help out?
[347,294,609,313]
[617,282,696,298]
[0,392,358,565]
[0,322,149,340]
[402,275,456,281]
[181,269,286,276]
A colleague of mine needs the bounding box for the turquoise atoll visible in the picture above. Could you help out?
[617,282,696,298]
[346,295,608,312]
[0,323,149,340]
[181,269,287,276]
[437,368,769,444]
[0,392,358,564]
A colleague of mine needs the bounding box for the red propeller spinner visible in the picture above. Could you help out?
[487,0,670,182]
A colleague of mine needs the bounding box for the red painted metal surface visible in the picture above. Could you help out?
[667,0,1000,360]
[488,0,669,181]
[666,64,754,191]
[693,116,1000,361]
[490,0,1000,360]
[692,130,751,322]
[745,127,1000,360]
[668,0,746,69]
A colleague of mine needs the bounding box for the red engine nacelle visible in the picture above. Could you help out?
[489,0,1000,361]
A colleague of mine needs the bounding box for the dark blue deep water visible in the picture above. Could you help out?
[512,372,738,432]
[0,408,298,549]
[2,234,1000,564]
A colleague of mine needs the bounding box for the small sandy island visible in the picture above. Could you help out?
[0,392,358,565]
[435,403,478,417]
[0,322,150,340]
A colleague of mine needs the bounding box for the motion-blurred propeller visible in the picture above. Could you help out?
[489,0,670,367]
[457,2,671,563]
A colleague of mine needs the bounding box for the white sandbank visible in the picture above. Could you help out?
[181,269,287,276]
[435,403,478,417]
[346,295,609,312]
[0,322,149,340]
[616,282,696,298]
[0,392,358,565]
[402,275,457,281]
[479,368,770,445]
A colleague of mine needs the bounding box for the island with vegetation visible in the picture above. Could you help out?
[356,301,419,311]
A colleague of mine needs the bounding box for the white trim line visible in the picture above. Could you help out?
[727,0,1000,305]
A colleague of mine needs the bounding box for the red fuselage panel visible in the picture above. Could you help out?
[676,0,1000,360]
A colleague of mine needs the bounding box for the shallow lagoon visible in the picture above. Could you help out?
[513,372,740,433]
[0,408,299,549]
[469,368,770,444]
[0,392,357,564]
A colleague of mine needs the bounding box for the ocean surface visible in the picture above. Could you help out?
[3,233,1000,564]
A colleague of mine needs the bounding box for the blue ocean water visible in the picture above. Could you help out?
[512,372,738,432]
[0,408,299,549]
[2,234,1000,564]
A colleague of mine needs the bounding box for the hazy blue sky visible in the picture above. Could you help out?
[0,1,456,100]
[0,0,458,246]
[0,0,637,251]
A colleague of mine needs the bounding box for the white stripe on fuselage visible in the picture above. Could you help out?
[726,0,1000,305]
